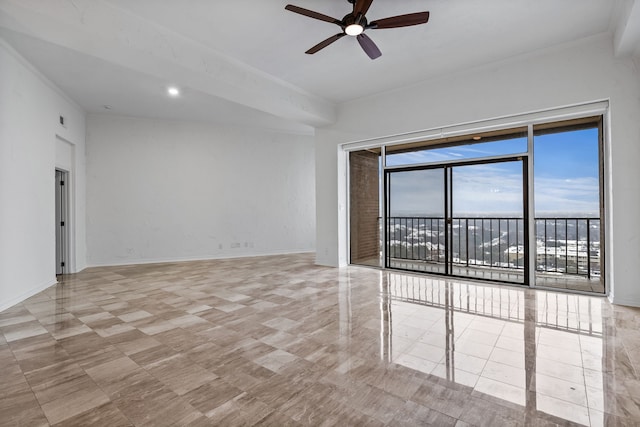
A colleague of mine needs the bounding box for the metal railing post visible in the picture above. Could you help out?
[587,218,591,279]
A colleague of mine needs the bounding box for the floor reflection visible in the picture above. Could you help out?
[381,272,605,426]
[2,254,635,426]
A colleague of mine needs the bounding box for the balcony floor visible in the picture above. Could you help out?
[356,258,605,294]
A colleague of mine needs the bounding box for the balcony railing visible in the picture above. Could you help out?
[386,217,600,278]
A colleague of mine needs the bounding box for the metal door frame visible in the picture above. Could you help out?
[384,155,529,285]
[55,169,69,276]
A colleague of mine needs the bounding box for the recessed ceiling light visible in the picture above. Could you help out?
[472,136,482,141]
[167,86,180,97]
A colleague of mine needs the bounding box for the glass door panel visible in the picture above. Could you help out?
[386,158,527,285]
[386,168,446,274]
[533,124,603,293]
[450,160,526,284]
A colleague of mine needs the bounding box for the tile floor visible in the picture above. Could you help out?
[1,253,639,426]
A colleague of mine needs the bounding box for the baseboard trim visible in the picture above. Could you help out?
[0,278,57,312]
[86,250,316,268]
[610,296,640,308]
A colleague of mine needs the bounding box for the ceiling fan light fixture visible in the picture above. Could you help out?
[345,24,364,36]
[284,2,430,59]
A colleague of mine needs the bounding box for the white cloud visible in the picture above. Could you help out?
[389,163,598,216]
[534,176,599,214]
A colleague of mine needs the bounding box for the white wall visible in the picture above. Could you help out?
[86,115,315,266]
[316,34,640,306]
[0,39,86,311]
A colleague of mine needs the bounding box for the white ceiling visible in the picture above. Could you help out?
[1,0,637,130]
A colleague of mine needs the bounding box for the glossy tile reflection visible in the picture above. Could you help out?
[384,274,611,425]
[0,254,638,426]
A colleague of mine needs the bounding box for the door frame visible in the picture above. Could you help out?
[384,155,530,285]
[342,102,609,296]
[55,168,69,276]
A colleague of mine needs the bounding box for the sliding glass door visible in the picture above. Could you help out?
[350,115,606,294]
[449,160,527,284]
[386,168,446,274]
[385,157,527,285]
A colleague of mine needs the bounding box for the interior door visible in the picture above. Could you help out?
[55,170,66,275]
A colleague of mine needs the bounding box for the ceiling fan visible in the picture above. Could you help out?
[285,0,430,60]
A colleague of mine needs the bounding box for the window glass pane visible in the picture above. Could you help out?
[534,127,599,216]
[533,125,603,293]
[386,134,527,167]
[451,161,525,284]
[387,169,445,274]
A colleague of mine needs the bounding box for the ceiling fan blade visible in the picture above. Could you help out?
[353,0,374,17]
[285,5,343,27]
[306,33,346,54]
[368,12,430,29]
[357,33,381,60]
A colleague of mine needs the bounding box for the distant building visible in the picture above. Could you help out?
[506,240,600,274]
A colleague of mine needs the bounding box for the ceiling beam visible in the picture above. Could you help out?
[0,0,336,126]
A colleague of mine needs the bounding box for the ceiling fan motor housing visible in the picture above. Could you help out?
[344,14,367,29]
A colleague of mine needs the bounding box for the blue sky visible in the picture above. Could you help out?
[534,128,599,215]
[387,128,600,216]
